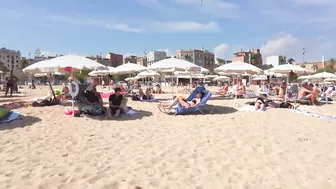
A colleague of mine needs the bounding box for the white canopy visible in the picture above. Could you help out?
[311,71,336,79]
[264,70,285,77]
[34,73,47,77]
[214,61,262,74]
[213,75,230,81]
[200,67,209,73]
[23,55,105,73]
[325,78,336,82]
[114,63,147,74]
[268,64,309,74]
[253,75,267,81]
[148,57,201,72]
[298,75,313,80]
[136,70,160,78]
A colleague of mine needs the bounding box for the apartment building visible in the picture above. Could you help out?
[147,51,167,66]
[0,47,22,71]
[175,49,215,72]
[137,57,147,67]
[265,55,287,67]
[123,55,137,64]
[232,48,262,68]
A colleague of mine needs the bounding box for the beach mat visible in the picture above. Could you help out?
[0,111,20,124]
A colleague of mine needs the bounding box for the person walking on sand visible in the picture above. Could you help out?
[5,71,18,97]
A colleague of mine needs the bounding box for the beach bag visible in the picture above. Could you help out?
[279,102,294,109]
[132,95,140,101]
[0,108,9,118]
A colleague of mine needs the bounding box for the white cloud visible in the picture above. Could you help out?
[214,44,229,59]
[294,0,335,5]
[152,21,220,32]
[260,32,336,62]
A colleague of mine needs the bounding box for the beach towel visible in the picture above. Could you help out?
[100,91,113,99]
[239,105,265,112]
[290,109,336,121]
[0,111,20,124]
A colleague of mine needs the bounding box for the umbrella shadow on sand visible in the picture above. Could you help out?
[81,109,153,121]
[0,115,41,131]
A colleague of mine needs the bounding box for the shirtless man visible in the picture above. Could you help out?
[298,83,316,105]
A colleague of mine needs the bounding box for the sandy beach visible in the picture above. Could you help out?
[1,85,336,189]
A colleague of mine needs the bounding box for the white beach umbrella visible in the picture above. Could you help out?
[136,70,160,78]
[23,55,105,73]
[311,71,336,79]
[200,67,209,73]
[268,64,310,102]
[213,76,230,81]
[148,57,201,72]
[324,78,336,82]
[268,64,309,74]
[253,75,267,81]
[88,70,109,76]
[214,61,262,74]
[114,62,147,74]
[34,73,48,77]
[298,75,313,80]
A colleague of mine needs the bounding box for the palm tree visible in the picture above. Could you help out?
[287,58,295,64]
[279,56,285,64]
[21,60,29,68]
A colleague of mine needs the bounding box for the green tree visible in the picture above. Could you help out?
[279,56,286,64]
[0,61,9,74]
[261,64,273,70]
[21,60,29,68]
[216,58,225,64]
[287,58,295,64]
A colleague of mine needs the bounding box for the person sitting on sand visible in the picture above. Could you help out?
[255,94,268,111]
[162,92,204,110]
[108,87,123,117]
[298,83,317,105]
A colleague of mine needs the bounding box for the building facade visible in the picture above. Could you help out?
[123,55,137,64]
[109,53,123,67]
[137,57,147,67]
[175,49,215,72]
[265,55,287,67]
[232,49,262,68]
[147,51,167,66]
[0,47,22,71]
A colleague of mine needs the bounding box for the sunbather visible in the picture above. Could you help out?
[298,83,317,105]
[237,81,246,95]
[162,92,204,109]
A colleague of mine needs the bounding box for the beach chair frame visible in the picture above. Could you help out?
[158,87,214,115]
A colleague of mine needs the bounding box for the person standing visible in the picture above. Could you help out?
[5,71,18,97]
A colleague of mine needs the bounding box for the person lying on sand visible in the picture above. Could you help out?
[298,83,317,106]
[162,92,204,110]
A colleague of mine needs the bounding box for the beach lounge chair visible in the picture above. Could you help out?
[158,87,214,115]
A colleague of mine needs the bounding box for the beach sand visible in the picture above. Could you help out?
[0,85,336,189]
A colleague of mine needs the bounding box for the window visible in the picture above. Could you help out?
[11,55,14,59]
[7,55,9,58]
[7,60,9,62]
[16,65,18,68]
[16,60,18,63]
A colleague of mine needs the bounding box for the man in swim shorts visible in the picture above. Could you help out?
[298,83,316,105]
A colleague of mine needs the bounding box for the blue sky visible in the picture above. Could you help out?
[0,0,335,62]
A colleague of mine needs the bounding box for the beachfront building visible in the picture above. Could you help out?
[296,60,336,73]
[0,47,22,71]
[265,55,287,67]
[175,49,215,72]
[137,57,147,67]
[232,48,262,68]
[87,52,123,67]
[123,55,137,64]
[146,50,167,66]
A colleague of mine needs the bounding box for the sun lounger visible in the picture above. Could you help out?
[158,87,213,115]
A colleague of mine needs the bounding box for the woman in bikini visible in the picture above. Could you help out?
[162,92,204,110]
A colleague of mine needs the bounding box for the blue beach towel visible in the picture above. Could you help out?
[0,111,21,124]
